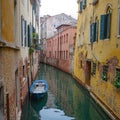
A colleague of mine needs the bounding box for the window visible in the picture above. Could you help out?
[21,16,27,47]
[118,4,120,36]
[79,0,87,12]
[66,51,68,59]
[64,35,65,43]
[100,6,112,40]
[55,51,56,58]
[66,34,68,43]
[23,66,25,77]
[101,65,108,81]
[114,68,120,88]
[90,21,98,43]
[83,0,87,9]
[80,1,83,13]
[49,51,51,58]
[91,62,96,75]
[28,25,30,47]
[115,68,120,79]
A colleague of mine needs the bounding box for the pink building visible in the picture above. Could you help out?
[46,24,76,74]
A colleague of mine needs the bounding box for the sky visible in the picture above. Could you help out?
[40,0,78,19]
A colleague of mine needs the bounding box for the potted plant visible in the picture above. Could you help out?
[101,72,107,81]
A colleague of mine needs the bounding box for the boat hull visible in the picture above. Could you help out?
[30,80,48,99]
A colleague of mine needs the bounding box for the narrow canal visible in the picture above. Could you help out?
[21,63,112,120]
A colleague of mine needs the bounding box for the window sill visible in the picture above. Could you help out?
[102,38,110,41]
[117,35,120,38]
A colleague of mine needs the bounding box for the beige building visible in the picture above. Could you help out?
[0,0,41,119]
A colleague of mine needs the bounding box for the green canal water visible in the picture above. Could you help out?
[21,63,112,120]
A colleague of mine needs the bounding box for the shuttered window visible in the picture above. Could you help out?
[80,1,83,13]
[83,0,87,9]
[95,21,98,41]
[118,6,120,36]
[100,13,111,40]
[101,65,108,81]
[79,0,87,12]
[90,24,92,42]
[28,25,30,47]
[21,16,28,47]
[90,21,98,43]
[21,16,23,46]
[24,20,27,47]
[91,62,96,75]
[92,23,96,42]
[106,14,111,38]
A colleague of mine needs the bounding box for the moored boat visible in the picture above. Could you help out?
[30,80,48,99]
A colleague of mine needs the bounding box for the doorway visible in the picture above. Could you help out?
[85,60,91,86]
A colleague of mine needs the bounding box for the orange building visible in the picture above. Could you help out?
[46,24,76,74]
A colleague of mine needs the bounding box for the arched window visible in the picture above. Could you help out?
[100,4,112,40]
[66,34,68,43]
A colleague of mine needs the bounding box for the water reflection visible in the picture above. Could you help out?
[31,93,48,112]
[40,108,75,120]
[21,63,111,120]
[37,63,111,120]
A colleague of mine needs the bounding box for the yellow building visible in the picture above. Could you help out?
[74,0,120,119]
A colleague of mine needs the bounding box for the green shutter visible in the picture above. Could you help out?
[80,1,83,12]
[90,24,92,42]
[21,16,23,46]
[28,25,31,47]
[95,21,98,41]
[92,23,96,42]
[83,0,87,9]
[24,20,27,47]
[106,13,111,39]
[100,14,107,40]
[90,23,96,43]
